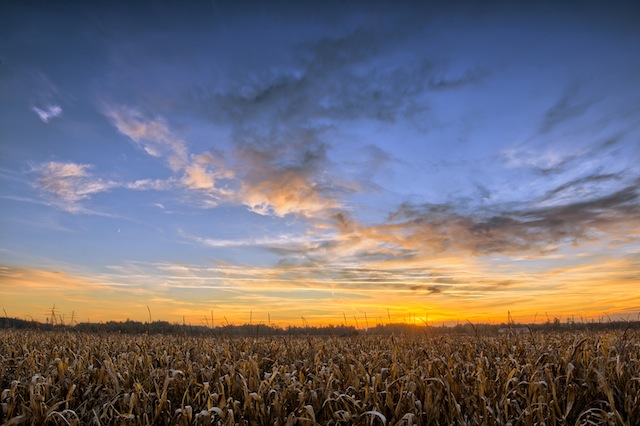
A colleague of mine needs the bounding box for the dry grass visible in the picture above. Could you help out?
[1,329,639,425]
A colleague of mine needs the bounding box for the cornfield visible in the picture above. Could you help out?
[1,329,639,425]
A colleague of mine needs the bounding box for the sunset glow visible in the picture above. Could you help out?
[1,1,639,327]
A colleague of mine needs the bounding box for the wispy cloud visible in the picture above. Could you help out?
[540,173,622,205]
[105,106,235,207]
[31,105,63,123]
[180,229,329,250]
[540,83,593,134]
[81,249,640,324]
[124,178,176,191]
[106,106,188,172]
[34,162,116,213]
[5,245,638,324]
[501,146,581,175]
[0,263,155,322]
[33,162,177,213]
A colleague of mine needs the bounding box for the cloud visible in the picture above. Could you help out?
[181,152,234,192]
[182,163,216,190]
[103,101,356,217]
[105,104,344,216]
[540,83,593,134]
[428,65,489,91]
[385,179,640,256]
[151,251,640,322]
[99,13,493,222]
[33,162,179,213]
[0,264,97,291]
[0,263,158,323]
[35,162,116,213]
[198,41,435,127]
[233,128,352,218]
[124,178,176,191]
[501,146,581,174]
[106,106,188,172]
[181,229,327,250]
[177,23,490,219]
[103,259,467,295]
[541,173,622,205]
[31,105,62,123]
[252,175,640,274]
[240,168,341,218]
[105,106,236,206]
[184,14,494,135]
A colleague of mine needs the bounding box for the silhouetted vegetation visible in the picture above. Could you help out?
[1,315,638,336]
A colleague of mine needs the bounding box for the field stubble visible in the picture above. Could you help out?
[1,329,639,425]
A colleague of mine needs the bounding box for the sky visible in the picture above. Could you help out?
[1,1,639,327]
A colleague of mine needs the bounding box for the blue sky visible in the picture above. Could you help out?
[1,1,639,325]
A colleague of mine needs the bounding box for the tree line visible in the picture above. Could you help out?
[1,315,638,336]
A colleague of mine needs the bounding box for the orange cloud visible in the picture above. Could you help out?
[240,169,340,218]
[79,247,640,325]
[0,265,149,323]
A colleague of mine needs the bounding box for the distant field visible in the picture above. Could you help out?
[1,330,639,425]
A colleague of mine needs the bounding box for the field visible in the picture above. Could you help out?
[1,329,639,425]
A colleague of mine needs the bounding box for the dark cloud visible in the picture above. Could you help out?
[428,66,489,91]
[331,212,357,234]
[535,156,579,176]
[524,182,639,232]
[188,13,492,128]
[194,38,434,126]
[183,23,449,219]
[388,179,640,255]
[540,83,594,134]
[473,182,491,200]
[168,9,500,223]
[542,173,621,202]
[504,133,634,176]
[409,284,444,294]
[268,261,457,293]
[255,173,639,279]
[344,144,399,192]
[183,16,495,221]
